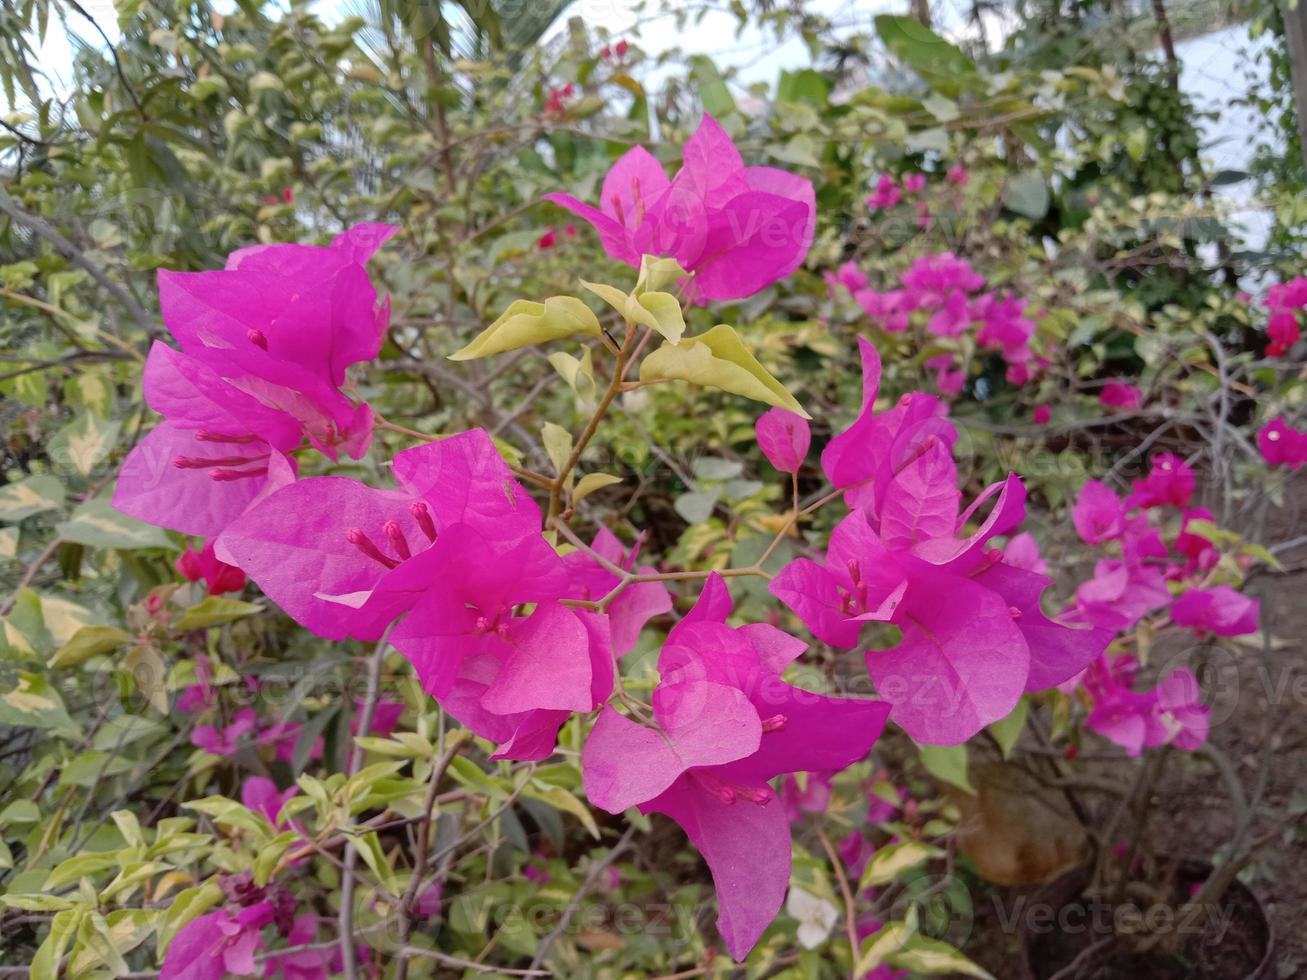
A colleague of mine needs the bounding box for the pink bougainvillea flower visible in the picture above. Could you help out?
[783,771,834,821]
[1126,452,1195,510]
[543,114,815,303]
[854,287,914,332]
[561,528,672,656]
[218,429,540,642]
[162,902,275,980]
[176,656,216,714]
[583,575,889,960]
[242,777,297,826]
[387,520,614,761]
[115,225,395,536]
[1173,507,1219,578]
[1258,416,1307,469]
[155,223,394,456]
[865,174,901,210]
[1070,549,1171,633]
[114,342,299,537]
[819,338,958,515]
[1071,480,1127,545]
[777,403,1108,742]
[1266,307,1300,356]
[1004,531,1047,574]
[946,163,968,186]
[1170,585,1259,637]
[262,915,334,980]
[1099,380,1143,410]
[756,407,812,474]
[351,697,405,737]
[924,353,965,395]
[823,259,869,295]
[1033,404,1051,425]
[177,539,246,595]
[192,707,257,755]
[1265,276,1307,310]
[537,228,558,250]
[901,252,985,299]
[1082,658,1209,756]
[260,718,321,764]
[902,172,926,193]
[974,293,1036,365]
[926,290,972,338]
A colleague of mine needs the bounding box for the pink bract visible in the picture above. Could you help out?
[755,407,812,474]
[542,114,814,303]
[582,575,889,960]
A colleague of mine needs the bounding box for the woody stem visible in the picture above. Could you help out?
[548,322,637,523]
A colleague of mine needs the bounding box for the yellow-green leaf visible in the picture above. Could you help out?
[888,935,996,978]
[572,472,622,505]
[524,783,600,839]
[0,475,64,522]
[634,254,689,294]
[449,297,600,360]
[581,279,686,343]
[173,597,262,631]
[50,625,131,668]
[640,324,809,417]
[50,412,121,476]
[857,840,941,891]
[31,909,83,980]
[856,912,918,976]
[541,423,573,479]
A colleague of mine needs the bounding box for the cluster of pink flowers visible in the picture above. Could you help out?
[865,165,966,229]
[1058,453,1258,754]
[544,114,815,303]
[767,338,1111,746]
[1262,276,1306,356]
[826,252,1046,391]
[112,223,395,538]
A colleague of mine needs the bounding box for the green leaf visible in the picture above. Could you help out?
[572,472,622,504]
[875,15,977,96]
[50,413,121,476]
[640,324,809,417]
[0,475,64,522]
[857,840,942,891]
[522,783,600,839]
[449,297,601,360]
[0,526,18,560]
[888,934,996,978]
[354,831,399,893]
[541,422,573,479]
[856,911,918,976]
[988,697,1029,759]
[57,498,172,549]
[31,909,83,980]
[917,741,973,793]
[0,672,79,737]
[44,852,120,891]
[50,625,131,668]
[690,55,736,117]
[1002,172,1050,220]
[173,597,262,631]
